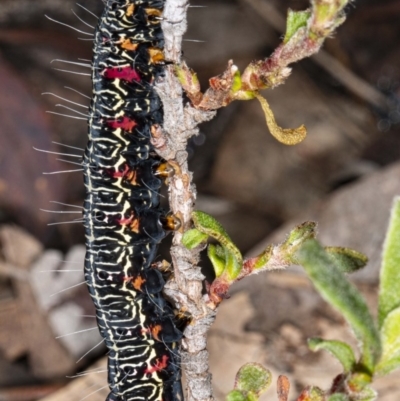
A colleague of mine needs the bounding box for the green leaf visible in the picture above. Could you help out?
[245,393,258,401]
[280,222,317,262]
[346,371,371,393]
[234,363,272,397]
[192,211,243,265]
[226,390,246,401]
[308,338,356,373]
[224,247,242,280]
[297,386,324,401]
[182,228,208,249]
[284,9,311,44]
[252,245,273,270]
[325,247,368,273]
[295,239,381,373]
[208,244,226,277]
[353,386,377,401]
[378,197,400,328]
[327,395,349,401]
[231,69,243,93]
[282,222,316,254]
[375,306,400,375]
[174,63,200,94]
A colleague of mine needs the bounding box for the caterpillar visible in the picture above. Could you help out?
[82,1,183,401]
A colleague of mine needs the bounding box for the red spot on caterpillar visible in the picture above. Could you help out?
[106,116,138,132]
[117,212,140,233]
[118,215,134,225]
[111,164,138,185]
[141,327,150,335]
[145,355,169,374]
[103,66,141,82]
[112,164,130,178]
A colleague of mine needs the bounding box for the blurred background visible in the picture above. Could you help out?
[0,0,399,400]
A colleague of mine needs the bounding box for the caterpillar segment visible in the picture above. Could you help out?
[82,1,183,401]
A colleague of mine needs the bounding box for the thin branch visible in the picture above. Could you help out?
[176,0,375,115]
[240,0,388,111]
[156,0,363,400]
[156,1,216,401]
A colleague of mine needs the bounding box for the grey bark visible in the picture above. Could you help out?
[155,1,217,401]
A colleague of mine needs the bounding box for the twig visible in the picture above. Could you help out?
[155,1,217,401]
[156,0,375,400]
[240,0,388,111]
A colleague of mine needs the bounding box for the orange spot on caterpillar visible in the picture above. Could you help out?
[126,4,135,17]
[126,169,138,185]
[103,66,141,83]
[148,47,164,64]
[161,214,181,231]
[150,124,162,137]
[124,274,146,291]
[120,38,139,51]
[145,8,162,17]
[106,116,138,132]
[150,324,162,341]
[145,355,169,374]
[155,162,174,179]
[144,8,162,24]
[129,218,140,233]
[132,275,146,291]
[150,124,167,149]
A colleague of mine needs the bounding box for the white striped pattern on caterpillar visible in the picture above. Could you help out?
[83,1,183,401]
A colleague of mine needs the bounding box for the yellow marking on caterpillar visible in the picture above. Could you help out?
[130,217,140,233]
[126,169,138,185]
[148,47,164,64]
[120,38,139,51]
[145,8,162,23]
[126,4,135,17]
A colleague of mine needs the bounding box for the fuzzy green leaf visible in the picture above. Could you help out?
[252,245,273,270]
[284,9,311,44]
[226,390,246,401]
[182,228,208,249]
[375,306,400,375]
[224,247,242,280]
[231,69,243,93]
[192,211,243,265]
[281,221,316,262]
[297,386,324,401]
[378,198,400,328]
[347,371,373,393]
[327,395,349,401]
[353,386,377,401]
[308,338,356,373]
[208,244,226,277]
[234,363,272,397]
[295,239,381,373]
[325,247,368,273]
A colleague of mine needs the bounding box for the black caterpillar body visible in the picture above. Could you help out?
[82,1,183,401]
